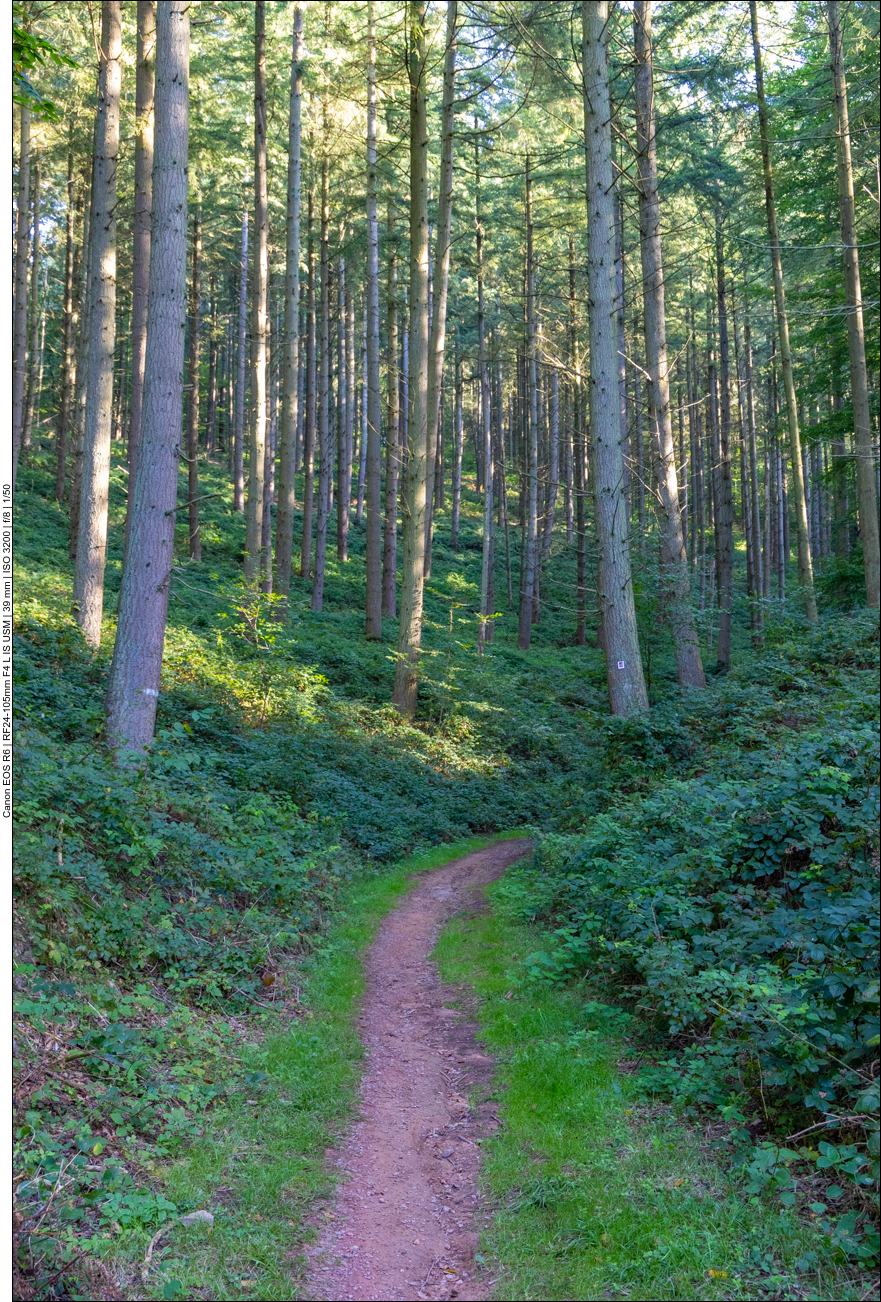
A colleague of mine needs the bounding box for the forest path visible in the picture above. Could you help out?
[305,839,529,1302]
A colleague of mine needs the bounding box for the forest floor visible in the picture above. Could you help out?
[13,445,879,1301]
[306,839,529,1302]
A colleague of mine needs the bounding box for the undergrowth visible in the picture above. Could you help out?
[12,443,880,1299]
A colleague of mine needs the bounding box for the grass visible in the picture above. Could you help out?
[127,833,526,1302]
[434,883,866,1302]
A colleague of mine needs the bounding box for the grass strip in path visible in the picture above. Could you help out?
[434,878,861,1302]
[130,833,527,1302]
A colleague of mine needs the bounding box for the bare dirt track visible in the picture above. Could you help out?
[305,839,529,1302]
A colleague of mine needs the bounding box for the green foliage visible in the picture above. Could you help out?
[502,612,880,1264]
[434,891,870,1301]
[12,3,77,120]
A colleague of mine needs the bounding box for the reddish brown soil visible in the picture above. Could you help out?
[305,839,529,1302]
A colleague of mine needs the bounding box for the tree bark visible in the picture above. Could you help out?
[713,203,735,670]
[73,0,122,648]
[206,275,218,455]
[234,202,248,513]
[56,150,80,501]
[476,137,494,653]
[382,191,400,617]
[12,101,31,489]
[392,0,430,718]
[21,157,42,465]
[583,0,648,713]
[245,0,269,585]
[750,0,817,621]
[185,197,202,560]
[126,0,155,543]
[450,329,463,550]
[424,0,458,580]
[336,254,350,561]
[312,87,331,612]
[106,0,189,759]
[300,185,317,578]
[365,0,383,636]
[827,0,879,606]
[275,1,303,602]
[517,155,539,651]
[633,1,704,688]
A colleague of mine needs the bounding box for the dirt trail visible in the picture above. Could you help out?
[305,839,529,1302]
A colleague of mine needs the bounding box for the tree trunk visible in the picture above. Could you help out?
[12,101,31,489]
[21,157,42,465]
[234,203,248,513]
[69,157,93,559]
[569,237,587,646]
[517,155,539,651]
[476,138,494,654]
[300,186,317,578]
[336,254,349,561]
[312,88,331,612]
[583,0,648,713]
[246,0,269,585]
[713,203,735,670]
[73,0,122,648]
[126,0,155,542]
[106,0,189,760]
[382,191,400,617]
[392,0,430,718]
[750,0,817,621]
[206,275,218,455]
[185,198,202,560]
[827,0,879,606]
[424,0,458,581]
[275,1,303,602]
[365,0,383,636]
[633,1,704,688]
[450,329,463,550]
[56,151,80,501]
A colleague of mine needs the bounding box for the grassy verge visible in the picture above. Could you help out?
[125,833,525,1302]
[434,881,865,1302]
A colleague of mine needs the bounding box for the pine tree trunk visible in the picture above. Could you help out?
[73,0,122,647]
[827,0,879,606]
[713,203,735,670]
[21,158,42,465]
[336,255,349,561]
[346,257,356,531]
[56,151,79,501]
[424,0,458,581]
[476,139,494,654]
[634,1,704,688]
[275,2,303,601]
[206,276,218,455]
[450,330,463,550]
[569,237,587,646]
[234,203,248,513]
[12,102,31,489]
[312,91,331,612]
[541,370,559,565]
[392,0,430,718]
[365,0,383,636]
[382,192,400,617]
[300,186,317,579]
[186,199,202,561]
[750,0,817,621]
[106,0,189,760]
[69,156,93,559]
[246,0,269,584]
[126,0,155,541]
[517,155,539,651]
[583,0,648,713]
